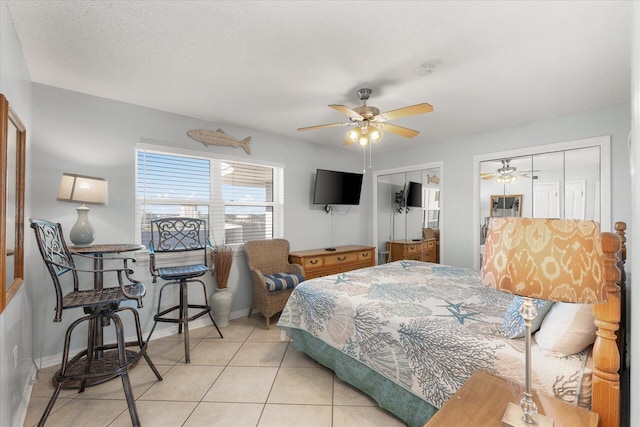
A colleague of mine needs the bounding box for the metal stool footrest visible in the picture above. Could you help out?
[154,304,212,323]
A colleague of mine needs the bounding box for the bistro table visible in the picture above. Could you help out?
[70,243,144,289]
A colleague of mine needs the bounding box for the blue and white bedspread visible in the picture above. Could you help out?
[278,261,589,409]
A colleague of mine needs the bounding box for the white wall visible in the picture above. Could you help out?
[0,2,33,426]
[372,103,632,269]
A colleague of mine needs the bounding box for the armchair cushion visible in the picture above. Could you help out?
[263,272,305,292]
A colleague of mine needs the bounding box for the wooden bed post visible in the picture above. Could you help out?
[592,231,621,427]
[615,221,627,370]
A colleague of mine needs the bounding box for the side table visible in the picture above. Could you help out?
[424,370,598,427]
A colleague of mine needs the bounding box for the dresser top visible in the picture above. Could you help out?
[389,239,435,244]
[289,245,375,257]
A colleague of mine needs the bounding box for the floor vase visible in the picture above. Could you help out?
[211,287,232,328]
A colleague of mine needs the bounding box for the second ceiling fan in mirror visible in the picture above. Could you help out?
[481,159,539,183]
[297,88,433,146]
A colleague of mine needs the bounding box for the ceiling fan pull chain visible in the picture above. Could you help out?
[369,140,373,169]
[363,146,366,173]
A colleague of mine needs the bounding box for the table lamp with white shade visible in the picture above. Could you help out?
[56,173,108,247]
[481,217,606,426]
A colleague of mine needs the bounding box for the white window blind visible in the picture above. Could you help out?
[136,148,283,248]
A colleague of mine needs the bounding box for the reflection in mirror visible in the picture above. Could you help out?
[375,165,441,265]
[490,194,521,217]
[564,146,600,221]
[478,142,604,267]
[532,151,563,218]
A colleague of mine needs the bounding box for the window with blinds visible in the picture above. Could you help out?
[136,148,283,248]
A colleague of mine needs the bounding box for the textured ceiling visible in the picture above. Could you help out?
[6,1,631,153]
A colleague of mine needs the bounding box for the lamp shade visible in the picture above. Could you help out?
[57,173,108,205]
[481,217,606,304]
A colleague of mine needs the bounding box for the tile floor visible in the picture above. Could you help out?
[24,315,407,426]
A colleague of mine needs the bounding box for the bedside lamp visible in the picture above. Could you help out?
[57,173,108,247]
[481,217,606,426]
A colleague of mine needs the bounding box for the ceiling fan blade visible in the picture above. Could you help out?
[379,123,420,138]
[329,104,363,120]
[297,122,349,131]
[480,173,497,179]
[377,103,433,121]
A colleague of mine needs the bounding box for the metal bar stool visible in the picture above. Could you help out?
[146,217,223,363]
[30,219,162,427]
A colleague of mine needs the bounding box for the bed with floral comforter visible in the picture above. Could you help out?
[277,261,590,427]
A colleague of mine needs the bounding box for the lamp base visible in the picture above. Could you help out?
[69,205,95,247]
[501,402,554,427]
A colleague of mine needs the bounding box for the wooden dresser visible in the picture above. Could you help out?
[289,245,376,279]
[386,239,437,263]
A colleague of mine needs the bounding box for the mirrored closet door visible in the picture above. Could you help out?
[374,163,443,265]
[475,136,610,269]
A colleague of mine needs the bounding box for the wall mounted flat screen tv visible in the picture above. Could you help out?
[406,181,423,207]
[313,169,364,205]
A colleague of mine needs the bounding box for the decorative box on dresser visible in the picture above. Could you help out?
[424,370,598,427]
[288,245,375,279]
[386,238,437,263]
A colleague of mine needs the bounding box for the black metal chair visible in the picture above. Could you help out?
[30,218,162,427]
[146,217,223,363]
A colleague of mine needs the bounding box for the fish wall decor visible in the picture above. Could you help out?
[187,129,252,155]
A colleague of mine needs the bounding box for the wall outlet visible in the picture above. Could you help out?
[13,345,19,370]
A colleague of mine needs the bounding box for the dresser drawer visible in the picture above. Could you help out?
[358,249,374,262]
[303,256,324,270]
[405,244,421,255]
[423,249,436,263]
[325,252,357,266]
[426,240,435,249]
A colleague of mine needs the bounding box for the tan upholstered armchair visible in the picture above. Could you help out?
[244,239,305,329]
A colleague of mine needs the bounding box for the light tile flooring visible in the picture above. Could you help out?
[24,315,407,426]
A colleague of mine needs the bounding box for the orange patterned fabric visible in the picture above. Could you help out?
[481,218,606,303]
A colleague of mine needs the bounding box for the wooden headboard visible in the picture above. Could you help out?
[592,221,626,427]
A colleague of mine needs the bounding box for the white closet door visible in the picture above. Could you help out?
[565,180,586,219]
[533,182,560,218]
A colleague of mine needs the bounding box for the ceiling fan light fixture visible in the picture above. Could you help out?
[347,128,360,142]
[347,126,383,146]
[370,129,383,143]
[496,174,518,184]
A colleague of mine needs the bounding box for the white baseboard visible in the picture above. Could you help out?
[14,363,38,427]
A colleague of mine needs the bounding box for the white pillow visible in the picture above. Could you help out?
[534,303,597,355]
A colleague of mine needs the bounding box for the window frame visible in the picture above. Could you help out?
[135,143,284,250]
